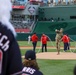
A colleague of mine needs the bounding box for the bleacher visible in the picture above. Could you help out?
[11,21,26,28]
[10,14,32,33]
[11,0,26,6]
[11,20,32,33]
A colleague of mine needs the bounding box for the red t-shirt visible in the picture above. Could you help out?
[41,35,48,44]
[62,35,70,43]
[31,34,38,42]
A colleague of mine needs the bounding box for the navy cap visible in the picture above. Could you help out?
[25,50,36,60]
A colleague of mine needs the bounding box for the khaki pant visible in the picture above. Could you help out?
[56,39,60,51]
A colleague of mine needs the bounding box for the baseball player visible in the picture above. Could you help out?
[0,0,23,74]
[22,50,43,75]
[28,35,31,44]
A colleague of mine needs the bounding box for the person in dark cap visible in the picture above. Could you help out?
[22,50,43,75]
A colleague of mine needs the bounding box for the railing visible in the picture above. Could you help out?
[30,21,37,33]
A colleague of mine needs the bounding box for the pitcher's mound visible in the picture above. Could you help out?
[36,52,76,60]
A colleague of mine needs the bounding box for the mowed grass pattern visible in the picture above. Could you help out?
[38,59,76,75]
[18,41,76,47]
[18,41,76,75]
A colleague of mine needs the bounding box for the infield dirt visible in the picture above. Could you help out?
[21,46,76,60]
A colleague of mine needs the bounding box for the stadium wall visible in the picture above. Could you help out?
[16,33,76,41]
[17,21,76,41]
[16,33,56,41]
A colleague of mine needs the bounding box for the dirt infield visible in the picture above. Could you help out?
[20,46,76,49]
[21,46,76,60]
[36,52,76,60]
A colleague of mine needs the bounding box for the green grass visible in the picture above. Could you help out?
[18,41,76,47]
[18,41,76,75]
[37,59,76,75]
[19,41,76,53]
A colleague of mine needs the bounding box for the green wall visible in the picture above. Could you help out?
[34,21,76,35]
[16,33,56,41]
[16,33,76,41]
[17,21,76,41]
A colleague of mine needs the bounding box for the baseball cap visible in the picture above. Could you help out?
[25,50,36,60]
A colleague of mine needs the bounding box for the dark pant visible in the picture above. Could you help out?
[64,43,68,51]
[67,43,70,50]
[42,44,47,52]
[32,42,37,51]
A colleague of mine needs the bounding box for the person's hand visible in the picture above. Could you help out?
[55,29,57,32]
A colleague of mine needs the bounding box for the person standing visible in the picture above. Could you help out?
[55,28,63,55]
[22,50,43,75]
[28,35,31,44]
[0,0,23,74]
[41,34,48,52]
[31,33,38,52]
[62,34,70,51]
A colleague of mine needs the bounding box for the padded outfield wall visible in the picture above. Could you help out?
[17,21,76,41]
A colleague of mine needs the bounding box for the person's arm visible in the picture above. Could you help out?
[47,36,49,41]
[34,70,43,75]
[36,36,38,41]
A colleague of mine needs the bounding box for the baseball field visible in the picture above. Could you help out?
[18,41,76,75]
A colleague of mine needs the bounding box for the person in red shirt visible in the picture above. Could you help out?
[62,34,70,51]
[41,34,48,52]
[31,33,38,52]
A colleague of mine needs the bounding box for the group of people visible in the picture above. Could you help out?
[0,0,76,75]
[55,28,70,55]
[30,33,49,52]
[30,28,70,54]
